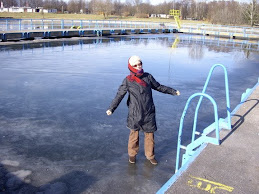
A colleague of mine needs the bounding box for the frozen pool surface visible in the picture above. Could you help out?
[0,34,259,193]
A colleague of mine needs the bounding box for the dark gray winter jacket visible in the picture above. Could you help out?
[109,72,178,132]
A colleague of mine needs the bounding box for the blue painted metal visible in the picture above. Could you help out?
[96,30,102,36]
[2,33,6,41]
[160,78,259,194]
[44,31,47,38]
[22,32,29,39]
[175,92,220,173]
[78,30,81,36]
[110,29,115,34]
[121,29,125,34]
[41,19,44,30]
[61,20,64,29]
[157,143,207,194]
[5,20,8,31]
[19,20,22,30]
[30,19,33,30]
[62,30,68,36]
[231,78,259,117]
[192,64,231,145]
[175,64,231,173]
[241,88,252,102]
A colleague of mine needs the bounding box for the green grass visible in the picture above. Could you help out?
[0,12,210,24]
[0,12,106,20]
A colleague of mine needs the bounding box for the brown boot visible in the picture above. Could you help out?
[129,156,136,164]
[148,158,158,165]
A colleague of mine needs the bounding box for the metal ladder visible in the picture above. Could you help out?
[175,64,232,173]
[174,16,181,30]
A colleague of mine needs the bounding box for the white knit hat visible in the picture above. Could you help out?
[129,55,142,66]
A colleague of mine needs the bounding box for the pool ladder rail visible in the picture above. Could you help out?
[175,64,232,173]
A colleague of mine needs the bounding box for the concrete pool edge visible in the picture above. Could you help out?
[157,78,259,194]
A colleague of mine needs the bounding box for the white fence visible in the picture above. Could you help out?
[0,19,174,31]
[0,19,259,39]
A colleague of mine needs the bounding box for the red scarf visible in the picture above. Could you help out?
[127,63,147,87]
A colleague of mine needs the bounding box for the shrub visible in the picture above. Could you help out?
[135,13,149,18]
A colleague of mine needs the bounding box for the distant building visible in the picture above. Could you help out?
[0,2,57,14]
[0,7,8,12]
[34,7,44,13]
[46,9,57,13]
[157,14,169,19]
[8,6,31,12]
[150,14,170,19]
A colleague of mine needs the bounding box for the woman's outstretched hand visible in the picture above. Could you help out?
[106,110,112,116]
[176,90,180,96]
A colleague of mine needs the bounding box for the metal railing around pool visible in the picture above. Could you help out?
[180,23,259,39]
[0,19,175,31]
[1,19,259,36]
[1,19,259,42]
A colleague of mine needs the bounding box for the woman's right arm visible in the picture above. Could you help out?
[107,78,128,115]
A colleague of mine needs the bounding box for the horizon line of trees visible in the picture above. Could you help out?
[1,0,259,26]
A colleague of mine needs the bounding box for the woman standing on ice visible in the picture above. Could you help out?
[106,55,180,165]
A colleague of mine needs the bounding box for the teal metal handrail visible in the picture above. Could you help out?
[175,64,231,173]
[175,93,220,173]
[192,64,231,143]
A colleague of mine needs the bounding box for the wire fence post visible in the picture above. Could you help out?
[61,20,64,29]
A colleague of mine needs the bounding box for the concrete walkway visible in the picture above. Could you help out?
[164,85,259,194]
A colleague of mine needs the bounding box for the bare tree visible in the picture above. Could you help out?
[180,0,190,20]
[121,1,135,16]
[78,0,86,13]
[189,0,207,20]
[114,0,123,16]
[207,1,243,25]
[196,1,208,21]
[88,0,113,18]
[242,0,259,26]
[2,0,18,7]
[106,0,114,16]
[132,0,142,13]
[67,0,79,13]
[138,3,153,14]
[43,0,53,9]
[88,0,97,13]
[155,2,170,14]
[59,0,68,12]
[25,0,43,7]
[133,0,142,6]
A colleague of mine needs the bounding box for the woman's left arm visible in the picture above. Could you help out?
[149,74,180,96]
